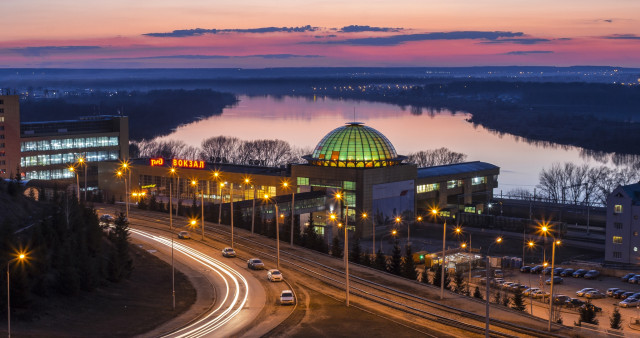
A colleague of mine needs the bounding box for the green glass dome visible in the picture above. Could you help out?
[305,123,404,167]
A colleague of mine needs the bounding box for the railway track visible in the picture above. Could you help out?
[111,207,568,337]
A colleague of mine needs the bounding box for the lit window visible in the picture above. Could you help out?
[343,181,356,190]
[447,180,457,189]
[417,183,439,193]
[472,177,486,185]
[464,206,476,213]
[297,177,309,186]
[613,236,623,244]
[614,205,623,214]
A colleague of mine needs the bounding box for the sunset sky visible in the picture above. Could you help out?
[1,0,639,68]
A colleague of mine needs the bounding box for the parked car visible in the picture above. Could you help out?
[530,265,544,274]
[572,269,588,278]
[247,258,265,270]
[613,289,628,298]
[629,275,640,284]
[280,290,295,305]
[494,270,504,278]
[585,291,606,299]
[501,282,515,290]
[576,288,597,297]
[520,266,532,273]
[178,231,190,239]
[267,269,283,282]
[509,283,523,291]
[546,276,563,285]
[560,268,575,277]
[523,288,540,297]
[606,288,620,297]
[581,303,602,312]
[531,290,549,299]
[553,295,571,305]
[99,214,114,225]
[553,267,564,275]
[620,298,640,308]
[584,270,600,279]
[542,267,552,275]
[622,273,636,282]
[221,247,236,258]
[513,284,528,291]
[565,298,585,308]
[620,292,636,300]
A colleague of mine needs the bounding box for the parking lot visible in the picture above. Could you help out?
[476,267,640,330]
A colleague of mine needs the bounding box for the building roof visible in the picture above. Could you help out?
[621,183,640,203]
[305,122,405,167]
[417,161,499,179]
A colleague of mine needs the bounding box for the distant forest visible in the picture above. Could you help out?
[19,89,238,140]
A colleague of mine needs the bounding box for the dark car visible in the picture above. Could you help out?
[580,303,602,313]
[553,267,564,275]
[553,295,571,305]
[572,269,588,278]
[542,267,553,275]
[614,289,628,298]
[620,291,635,299]
[606,288,620,297]
[247,258,265,270]
[531,265,544,274]
[520,266,532,273]
[560,268,575,277]
[622,273,636,282]
[565,298,585,308]
[629,275,640,284]
[546,276,563,285]
[584,270,600,279]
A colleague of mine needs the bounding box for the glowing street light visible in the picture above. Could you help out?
[540,223,561,332]
[167,166,177,310]
[454,226,472,295]
[191,179,205,240]
[361,212,375,257]
[334,191,350,306]
[7,252,27,338]
[431,208,447,300]
[263,194,281,269]
[282,180,296,247]
[485,236,503,338]
[68,166,80,202]
[77,156,87,202]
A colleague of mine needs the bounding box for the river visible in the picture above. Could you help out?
[158,95,613,194]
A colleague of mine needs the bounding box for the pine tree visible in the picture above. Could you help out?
[511,288,526,311]
[579,301,599,325]
[473,286,483,299]
[374,250,387,271]
[453,269,465,294]
[502,294,510,307]
[137,196,148,210]
[331,236,343,258]
[402,245,417,280]
[389,239,402,275]
[610,306,622,329]
[432,264,442,286]
[108,212,133,282]
[494,292,501,304]
[350,237,362,264]
[360,252,371,267]
[420,268,430,284]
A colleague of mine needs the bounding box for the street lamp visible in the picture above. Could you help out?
[263,194,280,269]
[431,208,447,300]
[7,252,27,338]
[218,182,226,226]
[380,228,398,252]
[282,181,296,247]
[395,216,410,246]
[540,223,561,332]
[68,166,80,202]
[334,191,350,306]
[361,212,375,258]
[167,167,177,310]
[244,177,257,235]
[119,161,131,220]
[485,236,503,338]
[527,240,536,314]
[77,156,87,202]
[455,226,472,295]
[191,180,205,240]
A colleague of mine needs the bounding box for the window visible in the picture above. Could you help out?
[0,117,3,122]
[0,108,3,113]
[613,236,623,244]
[108,136,119,146]
[417,183,439,193]
[472,177,486,185]
[0,99,4,104]
[50,139,62,150]
[615,222,623,229]
[614,205,623,214]
[447,180,457,189]
[343,181,356,190]
[297,177,309,186]
[464,206,476,213]
[85,137,97,148]
[613,251,622,259]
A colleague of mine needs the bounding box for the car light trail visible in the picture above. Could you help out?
[130,229,249,338]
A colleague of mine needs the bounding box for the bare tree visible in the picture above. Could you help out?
[406,147,467,167]
[200,136,241,163]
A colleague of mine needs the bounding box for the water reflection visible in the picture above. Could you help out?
[159,95,629,191]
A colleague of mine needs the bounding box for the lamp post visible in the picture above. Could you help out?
[361,212,374,258]
[230,183,234,249]
[191,180,205,240]
[335,191,350,307]
[168,167,177,311]
[7,253,26,338]
[431,209,447,300]
[380,229,397,252]
[264,194,280,269]
[282,181,295,247]
[218,182,226,225]
[456,226,472,295]
[69,166,80,202]
[527,240,535,314]
[485,237,503,338]
[540,224,560,332]
[77,156,87,202]
[120,162,131,220]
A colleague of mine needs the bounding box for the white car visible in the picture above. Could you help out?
[576,288,597,297]
[531,290,549,299]
[221,247,236,258]
[267,269,283,282]
[585,290,606,299]
[280,290,295,305]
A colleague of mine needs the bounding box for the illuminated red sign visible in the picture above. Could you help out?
[172,158,205,169]
[150,158,164,166]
